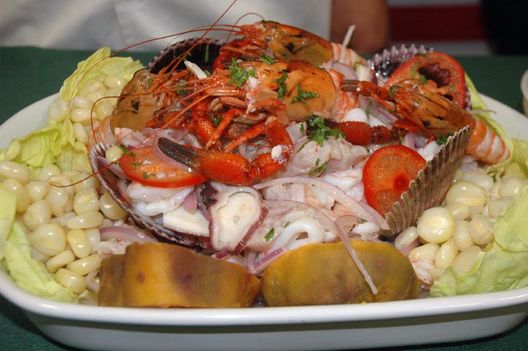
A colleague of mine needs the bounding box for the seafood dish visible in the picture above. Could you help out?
[1,19,528,310]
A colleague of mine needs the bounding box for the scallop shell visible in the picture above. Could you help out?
[89,143,207,248]
[381,126,471,239]
[147,38,223,74]
[368,44,431,84]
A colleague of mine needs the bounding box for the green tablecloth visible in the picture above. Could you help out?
[1,47,528,351]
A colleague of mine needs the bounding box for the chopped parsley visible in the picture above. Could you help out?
[142,171,151,179]
[204,44,210,63]
[275,71,288,99]
[292,84,319,104]
[261,54,275,64]
[283,221,290,228]
[306,115,344,146]
[436,134,450,145]
[228,58,256,87]
[365,101,372,117]
[388,85,399,99]
[308,158,328,176]
[211,115,222,127]
[264,228,275,242]
[118,145,135,157]
[175,80,188,96]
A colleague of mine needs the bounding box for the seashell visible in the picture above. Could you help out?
[368,44,431,84]
[381,126,471,239]
[88,142,207,249]
[147,38,223,74]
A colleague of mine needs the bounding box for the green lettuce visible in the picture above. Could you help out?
[430,78,528,296]
[4,222,78,302]
[0,47,142,173]
[0,48,142,301]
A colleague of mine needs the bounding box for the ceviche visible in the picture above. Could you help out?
[2,20,528,308]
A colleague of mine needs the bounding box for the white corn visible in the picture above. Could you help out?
[3,178,31,212]
[99,192,127,220]
[46,186,70,217]
[394,226,419,251]
[105,145,124,163]
[25,180,49,202]
[67,254,102,276]
[487,196,513,219]
[73,122,89,145]
[94,100,115,120]
[435,239,458,269]
[460,170,494,192]
[67,229,92,258]
[468,215,494,245]
[71,96,93,109]
[28,223,66,256]
[48,175,74,195]
[408,243,439,262]
[73,188,100,214]
[84,228,101,252]
[417,207,456,244]
[451,246,483,275]
[85,90,107,104]
[23,200,52,231]
[48,98,70,122]
[498,177,524,197]
[0,161,30,184]
[445,181,487,208]
[79,79,104,95]
[66,211,104,229]
[106,88,122,97]
[445,202,470,221]
[452,220,473,250]
[70,108,93,124]
[103,75,124,89]
[36,164,61,181]
[56,268,86,293]
[46,250,75,273]
[70,172,99,193]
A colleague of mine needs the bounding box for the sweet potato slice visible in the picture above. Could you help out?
[98,242,260,308]
[262,240,419,306]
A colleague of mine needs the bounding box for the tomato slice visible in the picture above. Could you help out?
[363,145,426,215]
[385,52,467,108]
[119,145,207,188]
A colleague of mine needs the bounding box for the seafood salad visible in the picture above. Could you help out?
[2,20,528,308]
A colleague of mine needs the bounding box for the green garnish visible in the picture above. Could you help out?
[388,85,398,99]
[436,134,450,145]
[306,115,344,146]
[175,80,188,96]
[283,221,290,228]
[299,122,306,134]
[142,171,151,179]
[204,44,210,63]
[261,54,275,64]
[365,101,372,117]
[211,115,222,127]
[119,145,135,157]
[308,158,328,176]
[228,58,256,87]
[264,228,275,242]
[275,71,288,99]
[292,84,319,104]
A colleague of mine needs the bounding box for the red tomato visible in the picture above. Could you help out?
[119,145,207,188]
[363,145,426,215]
[385,52,467,108]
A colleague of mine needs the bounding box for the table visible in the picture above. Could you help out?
[1,47,528,351]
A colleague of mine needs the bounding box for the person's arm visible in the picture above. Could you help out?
[330,0,390,54]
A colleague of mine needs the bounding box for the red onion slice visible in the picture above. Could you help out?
[100,224,158,243]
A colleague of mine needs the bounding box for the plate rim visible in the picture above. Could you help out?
[1,94,528,327]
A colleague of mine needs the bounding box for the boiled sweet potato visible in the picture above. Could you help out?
[262,240,419,306]
[98,242,260,308]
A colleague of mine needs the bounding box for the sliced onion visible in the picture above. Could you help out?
[255,176,388,229]
[253,248,284,273]
[100,224,158,243]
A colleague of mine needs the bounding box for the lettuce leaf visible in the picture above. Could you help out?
[0,188,16,260]
[430,79,528,296]
[4,222,78,303]
[0,48,142,173]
